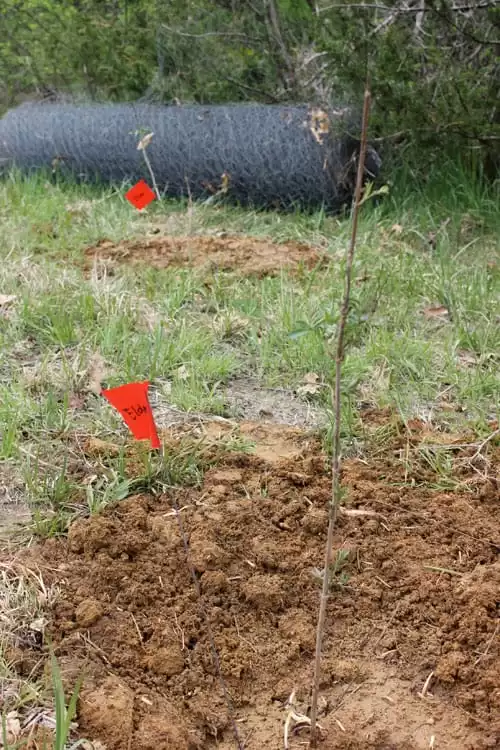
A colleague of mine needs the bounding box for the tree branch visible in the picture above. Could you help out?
[318,0,499,11]
[266,0,298,92]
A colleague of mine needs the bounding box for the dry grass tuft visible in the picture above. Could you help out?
[0,562,58,715]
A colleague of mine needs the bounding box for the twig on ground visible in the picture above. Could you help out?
[424,565,463,577]
[173,611,186,651]
[234,615,258,654]
[372,602,401,649]
[129,612,143,645]
[309,83,372,747]
[473,620,499,666]
[418,670,434,698]
[471,428,500,460]
[421,428,500,455]
[339,507,386,520]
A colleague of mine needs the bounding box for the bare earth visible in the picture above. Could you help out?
[83,234,328,278]
[9,415,499,749]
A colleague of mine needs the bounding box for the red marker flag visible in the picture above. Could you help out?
[125,180,156,211]
[101,381,161,449]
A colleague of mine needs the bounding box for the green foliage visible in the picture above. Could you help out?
[50,651,85,750]
[315,2,499,176]
[0,0,498,176]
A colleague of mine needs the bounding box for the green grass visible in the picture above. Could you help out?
[1,648,85,750]
[0,161,498,748]
[0,165,499,529]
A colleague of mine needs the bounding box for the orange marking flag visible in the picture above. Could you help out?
[101,381,161,449]
[125,180,156,210]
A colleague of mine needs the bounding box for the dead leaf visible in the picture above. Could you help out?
[213,311,250,339]
[69,393,86,409]
[87,353,108,395]
[422,305,449,320]
[407,418,426,432]
[176,365,190,381]
[308,108,330,145]
[428,231,438,249]
[0,711,21,747]
[65,199,94,218]
[29,616,47,632]
[457,350,478,367]
[83,437,121,458]
[220,171,231,194]
[297,372,323,396]
[390,224,404,235]
[0,294,17,307]
[137,132,154,150]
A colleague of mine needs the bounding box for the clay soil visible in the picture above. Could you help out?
[83,234,327,278]
[11,418,500,749]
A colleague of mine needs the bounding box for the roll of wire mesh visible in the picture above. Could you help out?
[0,101,381,212]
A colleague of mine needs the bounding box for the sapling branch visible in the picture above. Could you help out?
[136,131,161,201]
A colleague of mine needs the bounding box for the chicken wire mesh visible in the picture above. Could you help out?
[0,101,381,211]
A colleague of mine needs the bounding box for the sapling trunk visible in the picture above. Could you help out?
[309,85,372,747]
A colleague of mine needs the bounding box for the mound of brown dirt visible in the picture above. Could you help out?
[20,423,500,749]
[83,234,327,277]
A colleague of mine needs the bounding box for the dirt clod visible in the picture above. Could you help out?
[241,573,285,612]
[188,530,229,573]
[74,598,103,628]
[201,570,229,594]
[135,707,200,750]
[278,609,316,651]
[435,651,468,683]
[147,515,182,549]
[301,507,329,534]
[144,645,185,677]
[79,676,134,750]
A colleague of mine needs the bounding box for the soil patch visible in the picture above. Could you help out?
[83,234,327,277]
[222,377,328,427]
[144,377,328,431]
[11,421,500,749]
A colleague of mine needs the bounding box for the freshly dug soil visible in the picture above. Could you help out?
[16,420,500,749]
[83,234,327,278]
